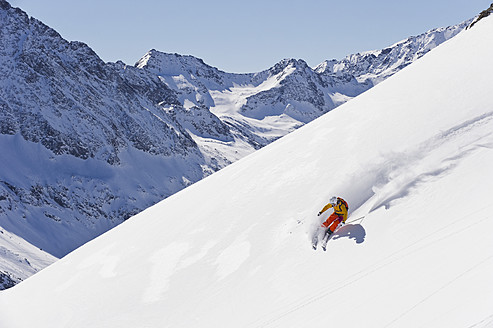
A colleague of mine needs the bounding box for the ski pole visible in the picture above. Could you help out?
[346,216,365,224]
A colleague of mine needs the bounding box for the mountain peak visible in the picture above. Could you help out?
[135,49,215,75]
[278,58,310,69]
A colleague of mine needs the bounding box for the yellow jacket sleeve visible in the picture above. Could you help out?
[320,203,333,214]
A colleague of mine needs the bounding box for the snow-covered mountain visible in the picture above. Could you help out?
[0,0,473,288]
[315,20,470,86]
[1,10,492,327]
[139,17,471,148]
[0,226,55,289]
[0,0,213,285]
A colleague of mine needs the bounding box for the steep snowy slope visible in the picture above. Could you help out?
[1,10,492,328]
[0,226,55,289]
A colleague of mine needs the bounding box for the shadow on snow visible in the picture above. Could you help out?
[332,224,366,244]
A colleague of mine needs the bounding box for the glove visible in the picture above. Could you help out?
[317,212,322,216]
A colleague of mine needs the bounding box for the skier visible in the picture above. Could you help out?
[318,196,349,236]
[312,196,349,250]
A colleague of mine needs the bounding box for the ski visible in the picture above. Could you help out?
[312,220,344,250]
[312,228,332,250]
[321,230,333,251]
[312,235,318,250]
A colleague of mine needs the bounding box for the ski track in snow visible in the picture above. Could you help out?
[250,202,493,328]
[468,314,493,328]
[384,254,493,327]
[353,110,493,218]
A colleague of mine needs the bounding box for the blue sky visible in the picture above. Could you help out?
[9,0,488,73]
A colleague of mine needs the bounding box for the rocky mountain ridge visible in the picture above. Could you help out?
[140,18,471,147]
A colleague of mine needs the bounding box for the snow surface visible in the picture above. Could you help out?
[1,14,493,328]
[0,226,56,289]
[208,63,303,139]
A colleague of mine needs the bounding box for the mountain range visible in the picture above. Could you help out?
[0,0,474,289]
[1,5,492,327]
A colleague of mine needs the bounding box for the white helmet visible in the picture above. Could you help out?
[330,196,338,206]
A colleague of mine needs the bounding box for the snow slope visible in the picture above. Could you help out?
[0,226,56,289]
[1,12,493,328]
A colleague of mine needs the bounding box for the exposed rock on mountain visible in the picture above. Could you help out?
[0,0,207,261]
[468,3,493,28]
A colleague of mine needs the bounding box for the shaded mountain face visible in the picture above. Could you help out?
[0,4,199,164]
[0,0,472,288]
[0,0,210,260]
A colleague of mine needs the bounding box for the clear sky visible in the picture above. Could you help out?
[9,0,488,73]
